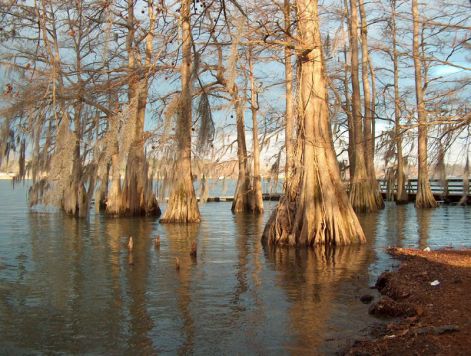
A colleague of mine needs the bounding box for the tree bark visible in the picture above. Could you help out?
[106,0,160,217]
[231,83,253,213]
[262,0,365,247]
[161,0,200,223]
[249,46,264,214]
[343,0,354,180]
[358,0,383,209]
[347,0,383,212]
[392,0,408,204]
[412,0,437,208]
[62,102,88,217]
[284,0,295,190]
[358,0,372,175]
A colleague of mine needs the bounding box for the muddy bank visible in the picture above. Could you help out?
[347,247,471,355]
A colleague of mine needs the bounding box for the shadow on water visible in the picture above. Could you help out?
[1,182,471,354]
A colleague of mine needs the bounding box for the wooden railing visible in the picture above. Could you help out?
[378,178,471,197]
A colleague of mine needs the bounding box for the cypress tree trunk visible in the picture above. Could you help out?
[263,0,365,247]
[248,47,264,214]
[359,0,372,176]
[359,0,383,209]
[231,86,253,213]
[62,104,88,217]
[343,0,354,180]
[347,0,383,212]
[161,0,200,223]
[392,0,408,204]
[106,0,160,217]
[412,0,437,208]
[284,0,295,189]
[96,162,110,212]
[106,144,124,215]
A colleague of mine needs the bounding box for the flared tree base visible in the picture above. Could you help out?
[106,198,161,217]
[349,179,384,213]
[160,183,200,223]
[231,176,253,213]
[415,191,438,208]
[395,198,409,205]
[415,177,438,208]
[263,162,366,247]
[395,190,409,205]
[263,189,366,247]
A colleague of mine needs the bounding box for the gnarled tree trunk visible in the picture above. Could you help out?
[262,0,365,247]
[161,0,200,223]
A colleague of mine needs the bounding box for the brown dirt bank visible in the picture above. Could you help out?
[346,247,471,355]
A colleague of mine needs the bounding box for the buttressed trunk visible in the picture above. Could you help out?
[347,0,383,213]
[262,0,365,247]
[106,0,159,217]
[231,86,253,213]
[121,80,160,216]
[61,102,88,218]
[412,0,437,208]
[161,0,200,223]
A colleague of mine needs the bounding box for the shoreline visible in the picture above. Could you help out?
[346,247,471,355]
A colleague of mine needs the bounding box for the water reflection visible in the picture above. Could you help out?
[417,209,432,249]
[1,181,471,353]
[160,223,200,354]
[264,245,371,352]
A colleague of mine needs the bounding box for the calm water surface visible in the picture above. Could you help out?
[0,180,470,354]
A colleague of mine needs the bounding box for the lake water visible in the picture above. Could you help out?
[1,180,470,354]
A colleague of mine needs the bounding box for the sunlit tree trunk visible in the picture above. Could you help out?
[263,0,365,247]
[161,0,200,223]
[358,0,372,176]
[391,0,408,204]
[284,0,295,190]
[347,0,382,212]
[368,59,377,165]
[62,102,88,217]
[343,0,354,180]
[107,0,160,217]
[358,0,383,209]
[231,83,252,213]
[248,46,264,214]
[106,145,123,215]
[412,0,437,208]
[96,162,110,211]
